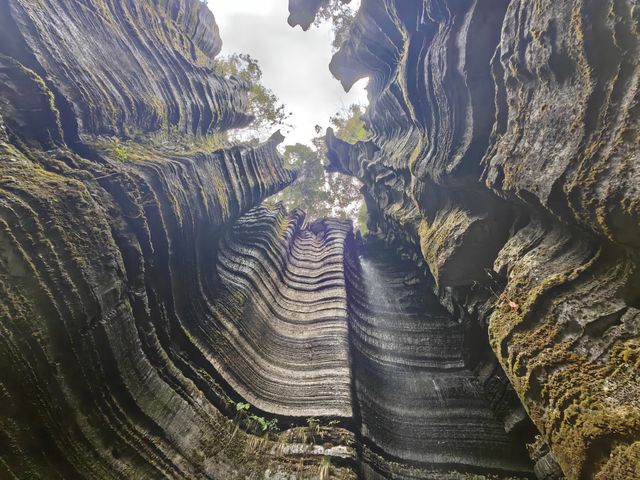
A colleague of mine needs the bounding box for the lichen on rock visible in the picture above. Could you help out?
[321,0,640,477]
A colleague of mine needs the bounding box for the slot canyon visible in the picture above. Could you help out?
[0,0,638,478]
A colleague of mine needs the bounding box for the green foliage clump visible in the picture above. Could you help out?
[250,415,278,433]
[306,417,320,432]
[113,142,129,163]
[266,104,369,230]
[327,104,369,143]
[266,143,333,219]
[312,0,357,50]
[234,402,279,435]
[214,53,290,139]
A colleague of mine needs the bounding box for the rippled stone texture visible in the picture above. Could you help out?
[0,0,359,478]
[0,136,301,478]
[0,0,251,141]
[2,0,639,478]
[318,0,640,478]
[208,206,353,417]
[346,243,533,478]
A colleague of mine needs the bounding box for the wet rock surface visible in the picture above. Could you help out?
[345,243,532,478]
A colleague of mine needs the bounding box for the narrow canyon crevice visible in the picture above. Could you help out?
[0,0,638,479]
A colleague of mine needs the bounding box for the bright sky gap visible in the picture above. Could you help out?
[210,0,368,146]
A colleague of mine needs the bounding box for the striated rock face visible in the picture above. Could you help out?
[0,137,298,477]
[210,206,353,417]
[345,241,533,478]
[1,0,638,478]
[320,0,640,478]
[0,0,360,478]
[0,0,251,142]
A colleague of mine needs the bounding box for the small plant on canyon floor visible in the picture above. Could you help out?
[305,416,325,443]
[225,402,251,448]
[234,401,279,437]
[306,417,320,433]
[113,142,129,162]
[249,414,278,434]
[318,456,332,480]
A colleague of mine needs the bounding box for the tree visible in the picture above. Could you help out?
[327,104,369,143]
[268,104,370,230]
[213,53,291,140]
[312,0,357,50]
[266,144,333,219]
[318,104,369,228]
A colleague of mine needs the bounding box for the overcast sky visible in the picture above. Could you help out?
[209,0,367,146]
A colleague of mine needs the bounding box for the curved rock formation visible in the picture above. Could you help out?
[0,135,300,478]
[288,0,325,30]
[0,0,251,142]
[345,242,533,478]
[320,0,640,478]
[0,0,359,478]
[1,0,639,478]
[208,206,353,417]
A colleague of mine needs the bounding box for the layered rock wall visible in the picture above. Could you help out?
[0,0,359,478]
[1,0,639,478]
[322,0,640,478]
[345,242,533,478]
[208,206,353,417]
[0,0,251,143]
[0,135,299,478]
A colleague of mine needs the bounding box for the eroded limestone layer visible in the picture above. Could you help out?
[1,0,639,478]
[206,206,353,417]
[345,243,532,478]
[0,137,302,478]
[0,0,251,143]
[0,0,360,478]
[319,0,640,478]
